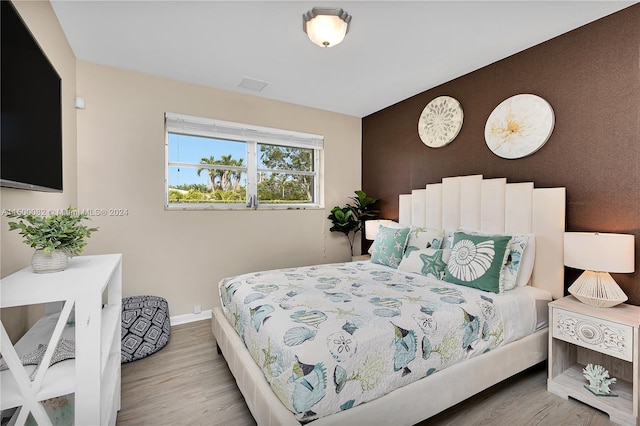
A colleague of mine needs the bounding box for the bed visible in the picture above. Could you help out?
[212,175,566,425]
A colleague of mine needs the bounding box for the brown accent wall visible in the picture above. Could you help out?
[362,5,640,304]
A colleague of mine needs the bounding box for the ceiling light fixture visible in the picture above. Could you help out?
[303,7,351,48]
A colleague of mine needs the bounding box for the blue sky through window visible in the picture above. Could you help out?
[168,133,246,187]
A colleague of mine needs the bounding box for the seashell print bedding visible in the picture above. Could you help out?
[219,261,536,422]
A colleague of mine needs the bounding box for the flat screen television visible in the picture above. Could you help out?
[1,0,63,192]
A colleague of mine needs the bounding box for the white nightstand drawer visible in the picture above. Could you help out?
[552,307,633,362]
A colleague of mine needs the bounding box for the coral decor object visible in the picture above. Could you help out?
[582,363,617,396]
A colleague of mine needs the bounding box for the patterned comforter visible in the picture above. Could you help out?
[219,261,533,422]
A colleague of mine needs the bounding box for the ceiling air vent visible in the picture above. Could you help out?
[238,77,270,92]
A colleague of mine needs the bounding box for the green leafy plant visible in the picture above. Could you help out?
[7,207,98,256]
[328,190,378,256]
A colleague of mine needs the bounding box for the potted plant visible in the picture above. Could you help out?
[328,190,378,258]
[7,207,98,273]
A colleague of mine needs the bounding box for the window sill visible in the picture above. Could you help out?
[164,204,324,211]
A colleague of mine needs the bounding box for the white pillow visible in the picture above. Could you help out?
[441,229,457,249]
[398,247,451,280]
[515,234,535,287]
[405,227,444,251]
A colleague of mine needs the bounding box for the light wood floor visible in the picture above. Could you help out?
[117,320,615,426]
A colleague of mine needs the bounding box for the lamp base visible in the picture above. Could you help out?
[568,271,628,308]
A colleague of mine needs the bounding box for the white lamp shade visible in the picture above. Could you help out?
[564,232,635,273]
[365,220,393,240]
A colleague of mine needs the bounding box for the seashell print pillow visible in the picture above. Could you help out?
[443,231,512,293]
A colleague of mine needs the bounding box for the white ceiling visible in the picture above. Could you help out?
[50,1,636,118]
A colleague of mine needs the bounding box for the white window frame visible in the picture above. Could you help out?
[165,113,324,210]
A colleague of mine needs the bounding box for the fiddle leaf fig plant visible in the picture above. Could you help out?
[7,207,98,256]
[328,190,378,256]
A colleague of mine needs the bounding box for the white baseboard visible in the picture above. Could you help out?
[170,309,212,326]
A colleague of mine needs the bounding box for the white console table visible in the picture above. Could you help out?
[0,254,122,425]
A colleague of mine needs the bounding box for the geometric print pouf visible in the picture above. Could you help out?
[121,295,171,363]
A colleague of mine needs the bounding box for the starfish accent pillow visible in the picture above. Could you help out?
[370,225,410,269]
[398,247,451,280]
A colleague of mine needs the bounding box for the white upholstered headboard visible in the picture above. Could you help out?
[398,175,566,299]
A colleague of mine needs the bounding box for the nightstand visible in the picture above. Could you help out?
[548,295,640,426]
[351,254,371,261]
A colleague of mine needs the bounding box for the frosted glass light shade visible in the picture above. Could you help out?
[303,8,351,48]
[564,232,635,307]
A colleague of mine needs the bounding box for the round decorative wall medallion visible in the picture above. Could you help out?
[484,94,555,159]
[418,96,464,148]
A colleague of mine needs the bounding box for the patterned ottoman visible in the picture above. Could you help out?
[121,295,171,363]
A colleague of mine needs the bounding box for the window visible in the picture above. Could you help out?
[165,113,323,209]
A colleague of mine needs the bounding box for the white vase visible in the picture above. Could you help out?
[31,249,69,273]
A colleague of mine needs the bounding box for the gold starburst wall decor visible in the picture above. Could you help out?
[418,96,464,148]
[484,94,555,159]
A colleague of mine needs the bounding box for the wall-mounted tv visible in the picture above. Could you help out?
[1,0,63,192]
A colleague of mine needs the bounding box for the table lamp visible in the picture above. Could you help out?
[564,232,635,307]
[364,220,393,240]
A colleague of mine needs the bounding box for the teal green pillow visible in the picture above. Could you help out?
[370,225,410,269]
[443,231,512,293]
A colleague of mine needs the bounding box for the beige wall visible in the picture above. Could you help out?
[75,61,361,317]
[0,1,78,341]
